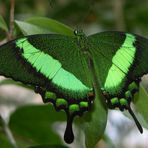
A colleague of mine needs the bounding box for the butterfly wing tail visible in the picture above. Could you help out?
[127,105,143,133]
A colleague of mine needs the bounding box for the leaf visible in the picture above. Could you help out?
[26,17,74,36]
[0,133,12,148]
[134,85,148,126]
[15,17,74,36]
[15,20,52,35]
[79,58,107,148]
[102,134,115,148]
[81,95,107,148]
[9,104,66,147]
[0,15,8,32]
[76,73,107,147]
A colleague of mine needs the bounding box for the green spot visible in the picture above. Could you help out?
[69,104,79,114]
[128,82,138,92]
[44,91,56,101]
[56,98,68,108]
[119,98,128,106]
[111,97,119,105]
[80,101,89,109]
[125,90,132,98]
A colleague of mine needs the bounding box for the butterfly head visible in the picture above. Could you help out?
[74,29,85,37]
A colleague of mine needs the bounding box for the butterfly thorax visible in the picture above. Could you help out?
[74,29,89,52]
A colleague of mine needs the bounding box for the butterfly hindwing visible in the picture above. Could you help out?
[88,31,148,96]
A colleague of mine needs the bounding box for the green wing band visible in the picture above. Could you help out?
[16,38,62,79]
[16,38,91,99]
[104,34,136,94]
[52,68,91,99]
[112,34,136,73]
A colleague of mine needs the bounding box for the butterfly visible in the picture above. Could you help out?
[0,30,147,143]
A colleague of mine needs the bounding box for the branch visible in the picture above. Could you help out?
[113,0,125,30]
[8,0,15,40]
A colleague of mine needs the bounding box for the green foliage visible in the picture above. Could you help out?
[0,133,12,148]
[9,105,66,147]
[15,20,51,35]
[26,17,74,36]
[82,96,107,148]
[102,134,115,148]
[134,85,148,128]
[15,17,74,36]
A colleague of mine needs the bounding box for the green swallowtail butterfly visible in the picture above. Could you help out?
[0,30,147,143]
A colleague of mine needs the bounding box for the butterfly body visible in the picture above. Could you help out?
[0,30,148,143]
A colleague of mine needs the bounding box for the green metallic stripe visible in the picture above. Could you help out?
[112,34,136,73]
[104,34,136,94]
[52,68,91,98]
[16,38,61,79]
[16,38,91,98]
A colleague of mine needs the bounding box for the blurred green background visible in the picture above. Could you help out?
[1,0,148,35]
[0,0,148,148]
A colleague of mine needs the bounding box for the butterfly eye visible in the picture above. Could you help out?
[74,30,78,35]
[74,29,84,37]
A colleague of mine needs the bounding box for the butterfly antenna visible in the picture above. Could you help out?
[127,105,143,133]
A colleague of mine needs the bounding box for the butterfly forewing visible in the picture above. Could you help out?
[2,34,92,99]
